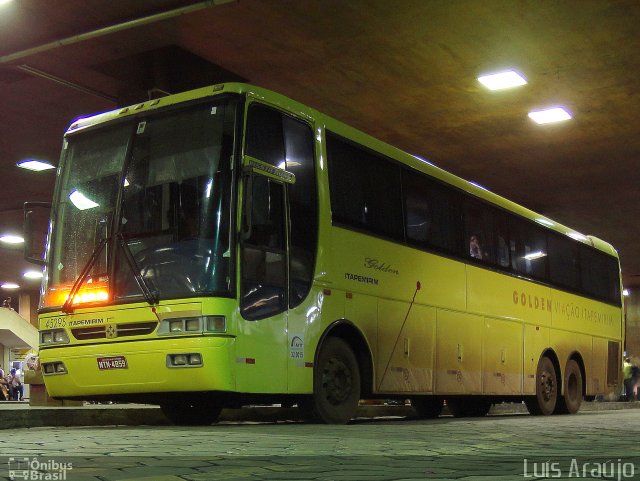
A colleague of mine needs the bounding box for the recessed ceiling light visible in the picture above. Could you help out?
[0,235,24,244]
[528,107,572,124]
[623,289,630,297]
[477,70,527,90]
[0,0,14,6]
[17,160,56,171]
[1,283,20,290]
[23,270,44,279]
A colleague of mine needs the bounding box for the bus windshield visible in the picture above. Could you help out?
[43,99,237,309]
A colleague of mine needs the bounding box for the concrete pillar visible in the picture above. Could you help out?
[624,291,640,358]
[19,294,31,324]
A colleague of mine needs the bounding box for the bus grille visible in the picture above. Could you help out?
[71,321,158,340]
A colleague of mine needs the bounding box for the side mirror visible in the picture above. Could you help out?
[23,201,51,265]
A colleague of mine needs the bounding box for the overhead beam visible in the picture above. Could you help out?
[0,0,236,65]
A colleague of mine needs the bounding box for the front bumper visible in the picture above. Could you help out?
[40,336,236,398]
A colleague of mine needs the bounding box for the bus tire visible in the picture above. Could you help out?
[411,397,443,418]
[447,397,491,417]
[525,356,558,415]
[160,401,222,425]
[555,359,583,414]
[299,337,360,424]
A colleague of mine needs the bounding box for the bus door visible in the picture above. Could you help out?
[237,168,290,393]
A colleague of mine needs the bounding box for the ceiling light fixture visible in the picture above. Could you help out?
[1,283,20,290]
[528,107,572,124]
[0,235,24,244]
[623,289,630,297]
[23,270,44,279]
[0,0,14,6]
[69,190,99,210]
[17,159,56,171]
[477,70,527,90]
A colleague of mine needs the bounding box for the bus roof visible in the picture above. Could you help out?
[66,82,618,259]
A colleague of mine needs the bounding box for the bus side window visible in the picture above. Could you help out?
[509,219,548,279]
[402,169,460,255]
[283,116,317,308]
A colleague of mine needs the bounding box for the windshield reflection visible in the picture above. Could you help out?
[44,99,236,309]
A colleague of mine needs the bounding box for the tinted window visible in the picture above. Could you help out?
[327,133,403,240]
[465,200,495,264]
[245,104,284,166]
[244,104,319,310]
[580,245,620,303]
[283,116,317,307]
[241,176,287,320]
[403,170,460,254]
[548,234,579,289]
[509,219,547,279]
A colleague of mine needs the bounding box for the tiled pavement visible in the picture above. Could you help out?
[1,409,639,480]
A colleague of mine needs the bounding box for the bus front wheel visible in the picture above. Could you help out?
[525,355,558,415]
[160,400,222,425]
[299,337,361,424]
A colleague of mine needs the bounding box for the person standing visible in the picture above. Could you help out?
[623,357,637,401]
[0,369,9,400]
[8,368,23,401]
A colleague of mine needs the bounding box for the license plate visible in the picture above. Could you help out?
[97,356,128,370]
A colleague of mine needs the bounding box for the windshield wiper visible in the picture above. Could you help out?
[117,233,159,306]
[62,237,108,314]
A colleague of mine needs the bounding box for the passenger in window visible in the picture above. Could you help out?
[469,235,483,260]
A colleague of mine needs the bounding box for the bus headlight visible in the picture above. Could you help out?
[169,320,183,333]
[185,318,201,332]
[158,316,226,335]
[205,316,226,333]
[167,353,203,368]
[40,329,69,346]
[42,361,67,375]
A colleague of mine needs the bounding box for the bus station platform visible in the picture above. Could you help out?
[0,400,638,430]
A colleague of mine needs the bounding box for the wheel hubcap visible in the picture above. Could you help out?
[540,369,555,402]
[322,357,352,405]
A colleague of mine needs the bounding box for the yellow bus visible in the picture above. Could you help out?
[29,83,623,424]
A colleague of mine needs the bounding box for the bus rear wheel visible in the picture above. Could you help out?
[555,359,583,414]
[525,355,558,415]
[160,400,222,425]
[299,337,360,424]
[411,397,443,418]
[447,397,491,417]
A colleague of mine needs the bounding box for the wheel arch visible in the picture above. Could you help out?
[540,348,562,385]
[316,319,374,398]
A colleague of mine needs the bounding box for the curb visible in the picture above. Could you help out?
[3,401,639,429]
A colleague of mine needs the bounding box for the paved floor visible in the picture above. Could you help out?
[1,410,639,480]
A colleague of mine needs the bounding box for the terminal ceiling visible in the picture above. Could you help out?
[1,0,639,300]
